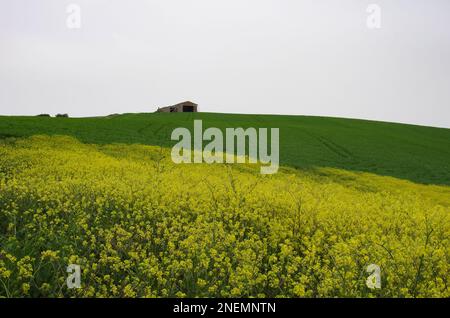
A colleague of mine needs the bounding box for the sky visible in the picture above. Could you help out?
[0,0,449,128]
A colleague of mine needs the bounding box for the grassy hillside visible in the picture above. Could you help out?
[1,115,449,297]
[0,112,449,185]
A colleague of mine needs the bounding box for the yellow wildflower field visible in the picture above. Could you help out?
[0,135,449,297]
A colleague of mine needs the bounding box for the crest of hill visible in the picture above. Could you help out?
[0,112,449,186]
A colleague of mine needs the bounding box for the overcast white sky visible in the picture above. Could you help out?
[0,0,449,127]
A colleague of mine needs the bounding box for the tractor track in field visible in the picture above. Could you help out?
[295,127,356,161]
[291,125,355,160]
[314,135,355,160]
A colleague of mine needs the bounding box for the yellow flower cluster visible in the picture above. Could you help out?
[0,135,448,297]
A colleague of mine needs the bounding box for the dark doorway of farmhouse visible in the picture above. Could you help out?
[183,106,194,112]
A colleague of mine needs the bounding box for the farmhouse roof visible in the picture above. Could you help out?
[175,101,198,106]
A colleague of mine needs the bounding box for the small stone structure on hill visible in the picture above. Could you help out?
[156,101,198,113]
